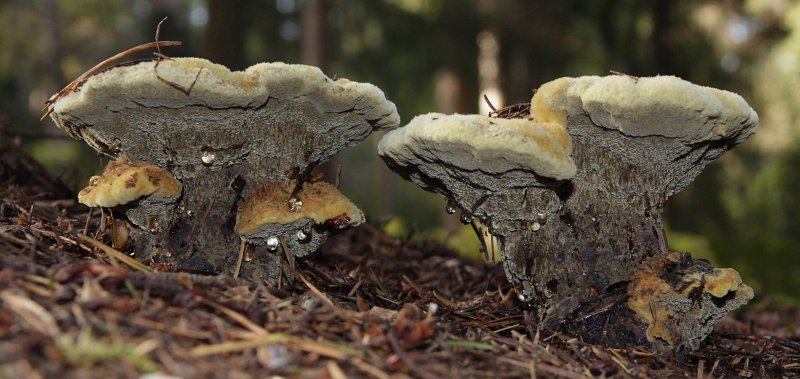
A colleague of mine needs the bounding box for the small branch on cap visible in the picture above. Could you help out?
[41,40,182,121]
[483,94,498,113]
[609,69,639,81]
[289,160,320,204]
[152,17,204,96]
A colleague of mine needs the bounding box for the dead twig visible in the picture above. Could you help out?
[609,69,640,81]
[41,40,181,121]
[151,17,204,96]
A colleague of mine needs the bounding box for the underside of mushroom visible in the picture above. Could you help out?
[378,75,758,351]
[49,57,399,282]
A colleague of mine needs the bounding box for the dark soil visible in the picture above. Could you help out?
[1,131,799,378]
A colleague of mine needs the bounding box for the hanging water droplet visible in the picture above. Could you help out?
[266,236,280,251]
[530,221,541,232]
[535,211,547,223]
[479,214,489,224]
[244,247,254,262]
[201,151,216,165]
[544,279,558,299]
[460,212,472,225]
[445,200,457,214]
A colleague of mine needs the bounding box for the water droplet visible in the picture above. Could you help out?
[517,293,527,302]
[445,200,457,214]
[201,151,216,165]
[479,214,489,224]
[266,236,280,251]
[535,211,547,223]
[460,212,472,225]
[545,279,558,298]
[530,222,541,232]
[230,175,246,193]
[149,220,160,234]
[296,229,309,241]
[244,248,254,262]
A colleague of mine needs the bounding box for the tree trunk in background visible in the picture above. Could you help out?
[302,0,339,184]
[38,0,63,88]
[303,0,328,70]
[650,0,670,73]
[435,69,472,231]
[204,0,246,70]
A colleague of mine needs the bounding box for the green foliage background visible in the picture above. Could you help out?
[0,0,797,303]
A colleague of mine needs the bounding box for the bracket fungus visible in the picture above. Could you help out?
[378,75,757,351]
[49,57,399,281]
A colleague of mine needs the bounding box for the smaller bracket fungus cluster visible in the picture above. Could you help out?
[378,75,758,351]
[50,57,399,281]
[78,158,182,209]
[235,180,364,262]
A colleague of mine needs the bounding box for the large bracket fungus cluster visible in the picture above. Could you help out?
[49,57,399,281]
[378,75,758,351]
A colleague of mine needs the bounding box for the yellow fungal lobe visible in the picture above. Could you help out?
[78,158,182,208]
[235,180,363,236]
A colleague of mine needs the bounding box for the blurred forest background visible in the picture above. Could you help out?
[0,0,798,303]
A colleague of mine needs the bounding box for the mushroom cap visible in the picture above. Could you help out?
[50,58,400,180]
[235,180,363,236]
[378,113,576,194]
[530,75,760,201]
[533,75,759,144]
[78,159,182,208]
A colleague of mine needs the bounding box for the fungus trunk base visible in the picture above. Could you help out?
[128,169,284,280]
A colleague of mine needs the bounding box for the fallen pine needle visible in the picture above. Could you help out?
[83,236,153,272]
[444,340,495,351]
[190,334,288,357]
[432,291,458,308]
[199,298,268,335]
[189,333,362,360]
[293,269,335,308]
[327,360,348,379]
[233,239,245,278]
[611,355,633,376]
[292,338,362,359]
[350,358,390,379]
[0,291,60,337]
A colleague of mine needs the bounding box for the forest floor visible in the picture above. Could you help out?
[1,132,799,379]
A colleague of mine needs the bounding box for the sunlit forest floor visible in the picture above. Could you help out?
[1,132,798,378]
